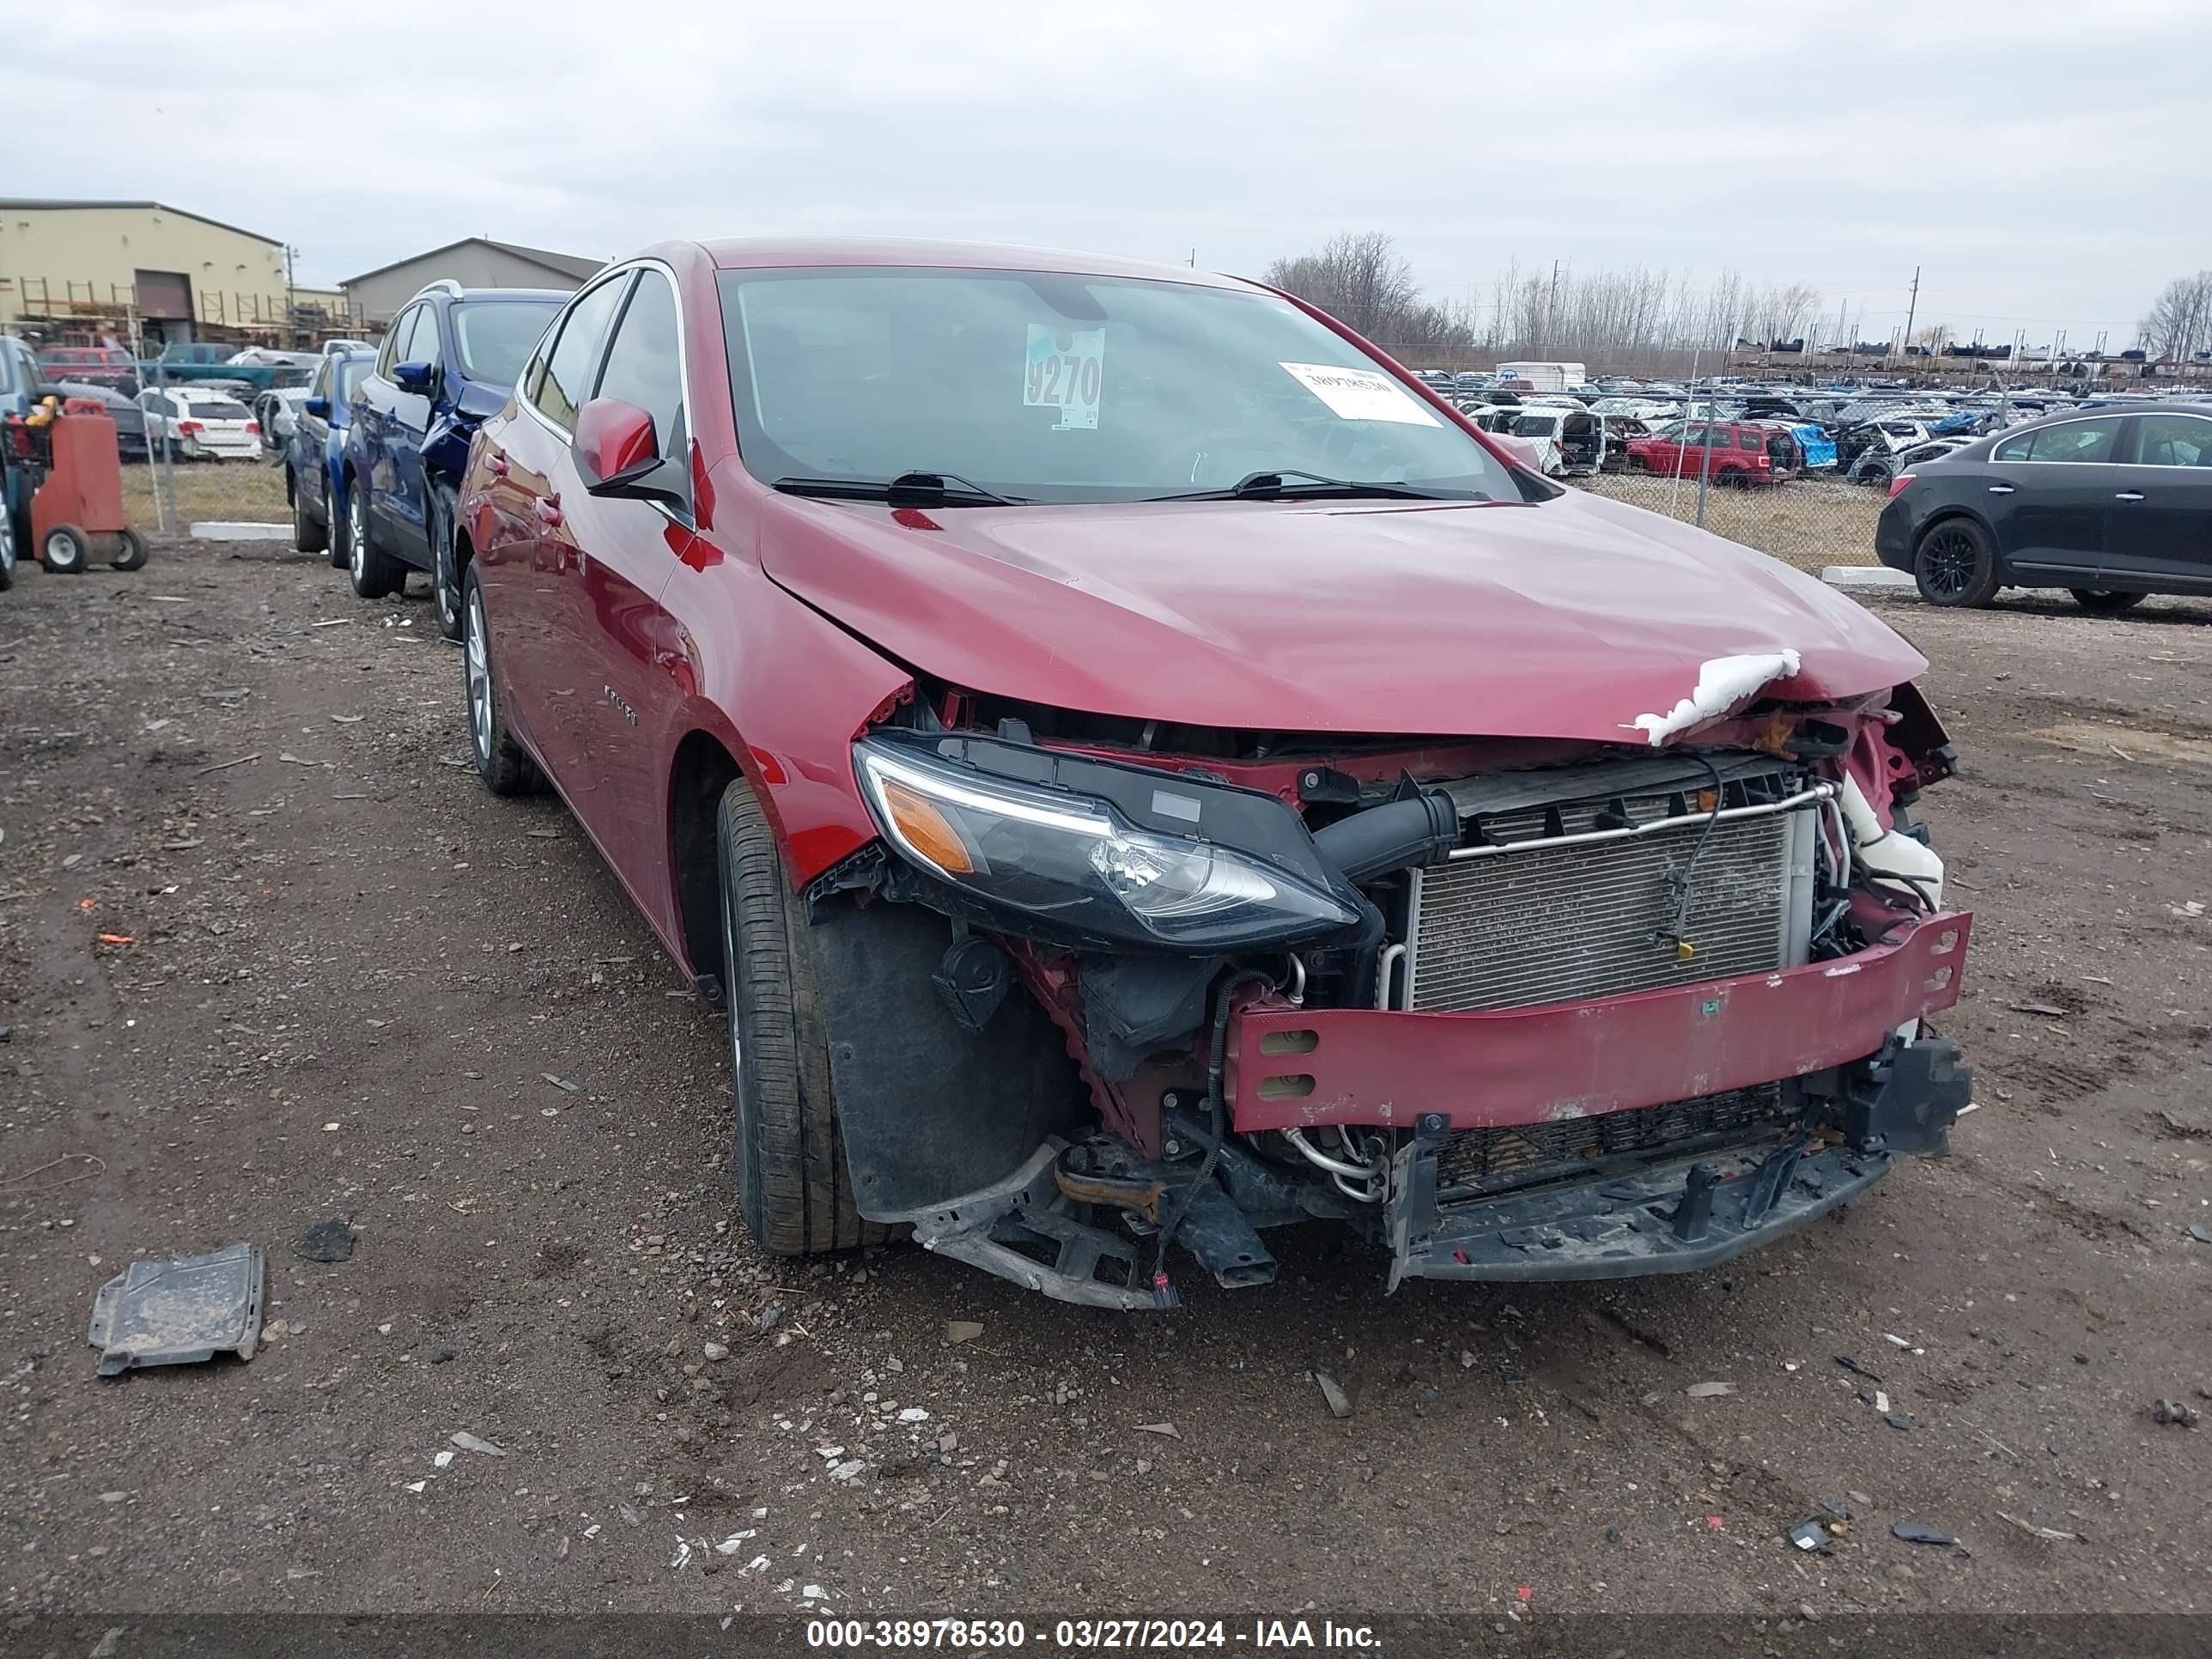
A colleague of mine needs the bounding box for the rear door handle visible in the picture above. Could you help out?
[1986,484,2014,495]
[532,495,563,527]
[2114,490,2145,502]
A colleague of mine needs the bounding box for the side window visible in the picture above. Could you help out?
[378,307,416,376]
[1992,430,2032,463]
[2027,419,2118,464]
[396,307,430,367]
[532,276,629,432]
[311,357,332,400]
[413,306,443,372]
[593,270,685,460]
[2136,414,2212,468]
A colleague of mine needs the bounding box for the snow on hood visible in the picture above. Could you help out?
[755,479,1928,745]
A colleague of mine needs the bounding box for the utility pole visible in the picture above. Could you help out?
[283,243,298,345]
[1546,258,1560,355]
[1900,264,1920,359]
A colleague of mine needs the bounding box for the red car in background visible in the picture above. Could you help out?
[34,345,137,394]
[454,239,1971,1309]
[1626,419,1803,485]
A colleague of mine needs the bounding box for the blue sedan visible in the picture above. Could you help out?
[287,347,375,564]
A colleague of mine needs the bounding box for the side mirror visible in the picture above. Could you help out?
[574,397,675,501]
[304,397,331,420]
[392,360,434,395]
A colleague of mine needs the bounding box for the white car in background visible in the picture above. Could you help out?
[137,387,262,460]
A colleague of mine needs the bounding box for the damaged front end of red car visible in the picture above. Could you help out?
[805,658,1973,1310]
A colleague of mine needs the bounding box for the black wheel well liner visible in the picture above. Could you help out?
[669,727,745,984]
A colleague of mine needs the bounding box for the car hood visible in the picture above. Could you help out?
[757,485,1927,742]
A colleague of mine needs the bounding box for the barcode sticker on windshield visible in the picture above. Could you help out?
[1279,362,1440,427]
[1025,325,1104,430]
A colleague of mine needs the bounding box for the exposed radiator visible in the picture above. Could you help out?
[1401,771,1818,1013]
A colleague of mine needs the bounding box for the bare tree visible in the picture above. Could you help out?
[1743,281,1823,348]
[2137,270,2212,362]
[1263,232,1469,344]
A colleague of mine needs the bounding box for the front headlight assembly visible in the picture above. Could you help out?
[854,736,1361,951]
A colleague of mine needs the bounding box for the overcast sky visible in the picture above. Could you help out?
[9,0,2202,347]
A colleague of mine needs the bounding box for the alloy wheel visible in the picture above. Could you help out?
[465,586,493,761]
[1918,526,1980,602]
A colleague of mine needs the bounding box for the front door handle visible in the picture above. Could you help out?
[487,453,508,477]
[2113,490,2145,502]
[532,495,563,528]
[1986,484,2014,495]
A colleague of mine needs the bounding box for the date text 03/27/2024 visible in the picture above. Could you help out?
[805,1618,1383,1650]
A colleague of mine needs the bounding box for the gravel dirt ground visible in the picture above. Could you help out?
[2,536,2208,1626]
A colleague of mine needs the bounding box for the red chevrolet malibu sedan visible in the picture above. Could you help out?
[456,238,1972,1308]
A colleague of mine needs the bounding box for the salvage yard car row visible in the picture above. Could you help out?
[310,240,1979,1308]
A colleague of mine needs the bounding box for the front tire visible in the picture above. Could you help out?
[328,476,352,569]
[346,485,403,599]
[460,563,541,796]
[716,779,881,1255]
[42,524,89,574]
[1913,518,2000,607]
[429,485,463,641]
[292,470,327,554]
[2069,589,2148,615]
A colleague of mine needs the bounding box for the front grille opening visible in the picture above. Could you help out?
[1437,1083,1789,1199]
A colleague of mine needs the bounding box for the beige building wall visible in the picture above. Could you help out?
[0,203,288,333]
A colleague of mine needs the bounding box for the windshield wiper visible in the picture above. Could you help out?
[1143,469,1455,502]
[773,471,1024,507]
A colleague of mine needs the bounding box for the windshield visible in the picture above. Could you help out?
[717,267,1514,503]
[451,301,561,387]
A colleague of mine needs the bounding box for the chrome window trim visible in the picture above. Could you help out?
[517,258,694,447]
[1988,413,2130,466]
[514,258,698,524]
[2131,410,2212,468]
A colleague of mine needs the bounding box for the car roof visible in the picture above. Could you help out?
[693,235,1255,290]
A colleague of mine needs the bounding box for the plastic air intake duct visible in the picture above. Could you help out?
[1310,789,1458,882]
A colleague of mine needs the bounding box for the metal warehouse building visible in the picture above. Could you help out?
[0,198,299,344]
[339,237,604,327]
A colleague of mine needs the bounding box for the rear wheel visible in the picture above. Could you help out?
[292,469,327,554]
[346,485,403,599]
[1717,467,1747,489]
[111,528,148,572]
[1913,518,2000,608]
[2069,588,2148,615]
[717,778,882,1255]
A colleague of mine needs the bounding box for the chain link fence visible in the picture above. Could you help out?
[1574,470,1882,575]
[114,366,295,541]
